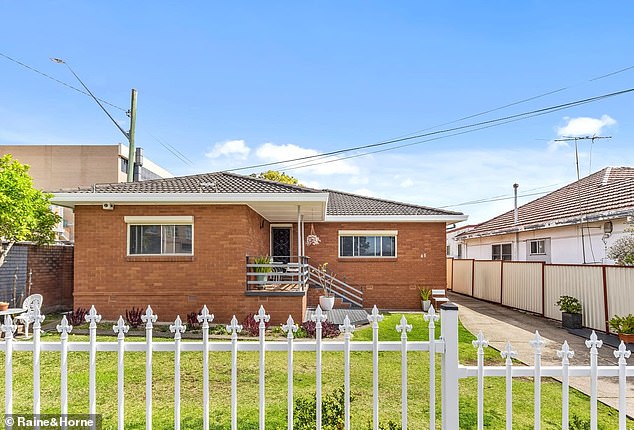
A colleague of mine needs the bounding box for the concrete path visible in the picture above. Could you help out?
[448,292,634,418]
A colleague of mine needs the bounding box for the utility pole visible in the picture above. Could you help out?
[52,58,139,182]
[126,89,138,182]
[553,135,611,263]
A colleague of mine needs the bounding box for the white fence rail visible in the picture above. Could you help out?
[1,302,632,429]
[448,258,634,332]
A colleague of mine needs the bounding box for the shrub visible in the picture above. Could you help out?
[186,311,201,329]
[242,313,269,336]
[125,307,144,328]
[608,314,634,334]
[68,308,88,326]
[607,229,634,266]
[556,295,582,314]
[294,386,350,430]
[301,320,340,338]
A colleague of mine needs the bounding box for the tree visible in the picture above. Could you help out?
[0,154,61,267]
[252,170,302,186]
[608,227,634,266]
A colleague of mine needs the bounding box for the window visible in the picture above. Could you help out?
[492,243,512,261]
[125,216,193,256]
[530,239,546,255]
[339,230,397,258]
[446,245,451,256]
[457,244,463,259]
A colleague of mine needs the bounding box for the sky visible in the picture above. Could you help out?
[1,2,633,224]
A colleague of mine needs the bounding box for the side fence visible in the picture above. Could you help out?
[1,303,632,429]
[447,258,634,332]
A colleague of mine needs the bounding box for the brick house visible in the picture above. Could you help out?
[52,172,466,323]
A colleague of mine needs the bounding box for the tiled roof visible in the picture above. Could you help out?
[325,189,462,216]
[67,171,320,194]
[56,171,462,218]
[463,167,634,237]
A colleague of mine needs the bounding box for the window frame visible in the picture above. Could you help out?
[338,230,398,258]
[491,243,512,261]
[529,239,546,255]
[125,216,194,257]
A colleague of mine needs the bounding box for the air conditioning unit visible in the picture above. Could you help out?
[102,202,115,211]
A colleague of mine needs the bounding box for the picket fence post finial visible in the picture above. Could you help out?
[141,305,158,329]
[557,341,574,364]
[367,305,383,327]
[226,315,242,336]
[197,305,214,328]
[500,341,516,361]
[472,330,488,350]
[585,330,603,350]
[170,315,186,339]
[339,315,355,335]
[85,305,101,327]
[254,305,271,327]
[282,315,298,339]
[113,316,129,338]
[56,315,73,339]
[614,341,631,362]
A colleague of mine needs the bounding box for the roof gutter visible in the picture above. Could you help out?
[460,208,633,240]
[325,214,469,223]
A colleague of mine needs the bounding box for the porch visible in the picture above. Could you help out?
[245,255,309,295]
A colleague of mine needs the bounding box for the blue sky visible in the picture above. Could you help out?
[1,2,633,223]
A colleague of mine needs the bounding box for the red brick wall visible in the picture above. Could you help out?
[303,222,446,310]
[26,244,74,312]
[73,204,299,324]
[74,204,446,321]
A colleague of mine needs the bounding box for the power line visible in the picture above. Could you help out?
[0,52,127,112]
[1,52,194,167]
[271,88,632,172]
[389,64,634,141]
[226,88,633,173]
[439,183,563,208]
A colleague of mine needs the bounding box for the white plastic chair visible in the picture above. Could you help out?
[16,294,43,338]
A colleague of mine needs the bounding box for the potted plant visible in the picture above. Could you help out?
[555,295,582,329]
[317,262,335,311]
[419,287,432,312]
[608,314,634,344]
[252,255,272,288]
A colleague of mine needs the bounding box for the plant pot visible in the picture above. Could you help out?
[255,274,268,289]
[319,296,335,311]
[561,312,582,329]
[0,302,8,311]
[421,300,431,312]
[618,333,634,344]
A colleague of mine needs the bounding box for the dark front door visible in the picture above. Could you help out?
[271,227,292,263]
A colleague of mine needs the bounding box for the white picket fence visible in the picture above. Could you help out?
[1,302,632,429]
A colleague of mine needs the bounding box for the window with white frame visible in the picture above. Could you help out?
[125,216,193,256]
[530,239,546,255]
[339,230,397,258]
[492,243,512,261]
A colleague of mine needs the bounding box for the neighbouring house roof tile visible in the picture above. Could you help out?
[324,189,462,216]
[463,167,634,238]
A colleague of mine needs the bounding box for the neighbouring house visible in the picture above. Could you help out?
[446,224,477,259]
[51,172,466,323]
[0,144,172,241]
[458,167,634,264]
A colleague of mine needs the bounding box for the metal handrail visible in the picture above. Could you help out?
[307,264,364,307]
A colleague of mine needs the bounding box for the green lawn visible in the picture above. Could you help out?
[0,313,629,429]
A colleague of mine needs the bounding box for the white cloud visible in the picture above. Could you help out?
[557,115,616,137]
[353,188,374,197]
[205,139,250,159]
[349,176,369,185]
[255,142,359,175]
[400,178,414,188]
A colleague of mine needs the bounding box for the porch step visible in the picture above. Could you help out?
[334,297,351,309]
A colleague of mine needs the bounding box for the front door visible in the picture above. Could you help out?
[271,227,292,263]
